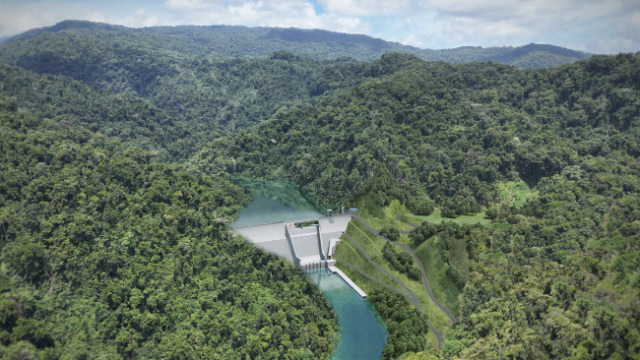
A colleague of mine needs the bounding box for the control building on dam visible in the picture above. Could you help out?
[232,213,367,297]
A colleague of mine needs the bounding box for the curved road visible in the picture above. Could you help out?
[333,255,405,299]
[343,234,416,301]
[352,215,457,324]
[343,234,447,345]
[397,217,417,235]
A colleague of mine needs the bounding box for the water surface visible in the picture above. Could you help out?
[232,180,388,359]
[308,269,387,360]
[231,194,321,227]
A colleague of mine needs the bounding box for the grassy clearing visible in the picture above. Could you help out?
[402,209,491,226]
[334,232,408,295]
[414,237,462,318]
[353,196,413,231]
[449,233,471,275]
[350,221,385,254]
[333,227,435,345]
[334,195,481,348]
[339,221,453,333]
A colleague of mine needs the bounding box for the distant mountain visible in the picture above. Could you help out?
[0,19,595,147]
[2,18,639,360]
[426,43,593,68]
[0,41,375,155]
[1,20,591,68]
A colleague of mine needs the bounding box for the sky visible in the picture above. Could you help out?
[0,0,638,54]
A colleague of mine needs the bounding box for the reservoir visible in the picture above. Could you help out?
[307,268,388,360]
[231,182,387,359]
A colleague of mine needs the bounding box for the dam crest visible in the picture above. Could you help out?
[233,213,367,297]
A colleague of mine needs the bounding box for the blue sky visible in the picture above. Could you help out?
[0,0,638,54]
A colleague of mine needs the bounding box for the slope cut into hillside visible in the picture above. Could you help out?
[193,52,640,359]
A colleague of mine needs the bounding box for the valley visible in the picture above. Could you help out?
[229,181,388,359]
[1,20,639,360]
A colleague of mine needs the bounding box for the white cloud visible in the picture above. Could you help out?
[141,16,161,27]
[0,1,172,37]
[601,9,640,53]
[87,11,107,23]
[616,10,640,36]
[0,0,637,54]
[164,0,212,10]
[333,16,370,34]
[113,8,164,28]
[228,1,262,21]
[394,0,640,52]
[421,0,577,20]
[0,2,56,37]
[161,0,329,29]
[319,0,412,17]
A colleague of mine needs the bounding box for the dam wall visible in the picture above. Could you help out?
[233,214,365,296]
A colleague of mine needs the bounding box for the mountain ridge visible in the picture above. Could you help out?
[1,17,639,360]
[2,20,592,68]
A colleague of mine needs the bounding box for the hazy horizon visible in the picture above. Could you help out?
[1,0,638,54]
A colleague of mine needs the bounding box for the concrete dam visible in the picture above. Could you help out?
[232,213,367,297]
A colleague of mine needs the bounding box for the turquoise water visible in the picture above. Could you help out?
[233,177,325,214]
[231,194,322,227]
[232,182,388,359]
[308,269,387,360]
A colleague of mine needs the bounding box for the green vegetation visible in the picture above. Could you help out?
[2,21,590,67]
[334,233,404,294]
[200,52,632,209]
[414,236,465,318]
[379,226,400,241]
[0,64,188,161]
[334,220,453,348]
[0,101,337,359]
[353,198,413,232]
[495,180,537,208]
[402,210,491,227]
[204,51,640,359]
[407,218,473,309]
[349,204,469,323]
[383,241,421,281]
[1,22,639,359]
[369,289,430,359]
[0,57,370,161]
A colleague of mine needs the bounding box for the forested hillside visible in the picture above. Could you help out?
[0,56,370,159]
[193,53,640,359]
[1,20,589,71]
[0,64,192,161]
[0,21,591,147]
[0,99,337,359]
[193,53,639,210]
[0,20,638,360]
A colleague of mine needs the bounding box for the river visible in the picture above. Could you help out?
[231,180,387,359]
